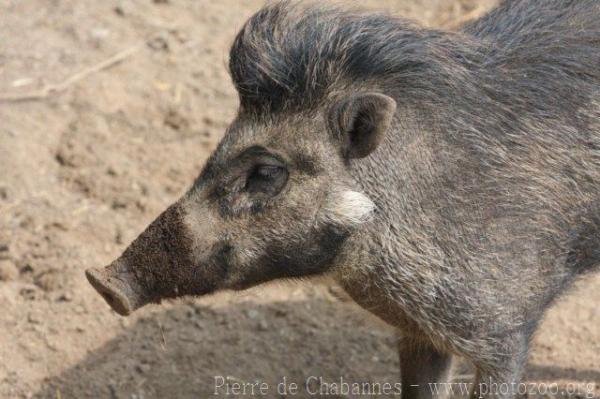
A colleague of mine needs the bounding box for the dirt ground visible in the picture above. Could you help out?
[0,0,598,398]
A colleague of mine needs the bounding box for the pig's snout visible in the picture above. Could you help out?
[86,202,203,315]
[86,262,147,316]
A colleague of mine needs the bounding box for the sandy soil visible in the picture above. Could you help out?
[0,1,598,398]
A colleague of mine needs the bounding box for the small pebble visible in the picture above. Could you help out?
[57,292,73,302]
[135,363,151,374]
[27,313,41,324]
[246,309,259,319]
[0,259,18,281]
[258,320,269,331]
[148,36,169,52]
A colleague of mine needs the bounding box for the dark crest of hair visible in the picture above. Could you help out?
[229,0,600,122]
[227,1,456,114]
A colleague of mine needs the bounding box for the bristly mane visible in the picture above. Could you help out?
[228,1,476,114]
[229,0,600,121]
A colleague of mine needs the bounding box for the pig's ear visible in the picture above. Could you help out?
[329,92,397,159]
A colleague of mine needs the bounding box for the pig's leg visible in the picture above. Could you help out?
[470,367,526,399]
[469,332,530,399]
[398,336,454,399]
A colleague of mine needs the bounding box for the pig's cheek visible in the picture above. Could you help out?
[217,237,261,288]
[308,194,333,232]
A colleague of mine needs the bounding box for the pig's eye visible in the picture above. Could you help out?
[245,164,288,196]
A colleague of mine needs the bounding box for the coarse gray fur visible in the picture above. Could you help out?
[87,1,600,397]
[229,0,600,387]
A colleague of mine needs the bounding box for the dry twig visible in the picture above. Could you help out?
[0,44,142,103]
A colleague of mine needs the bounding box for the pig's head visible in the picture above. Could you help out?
[86,2,398,315]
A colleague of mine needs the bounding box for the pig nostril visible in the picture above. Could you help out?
[86,268,133,315]
[100,290,115,305]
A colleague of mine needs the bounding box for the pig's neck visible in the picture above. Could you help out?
[335,97,483,341]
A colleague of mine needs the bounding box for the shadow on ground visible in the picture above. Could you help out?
[34,296,599,399]
[35,296,400,398]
